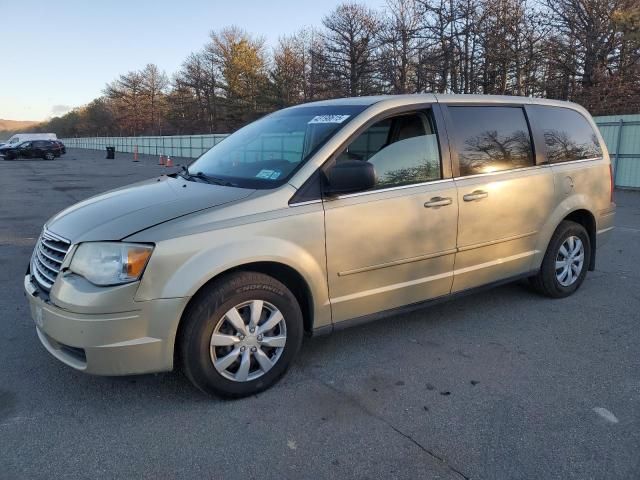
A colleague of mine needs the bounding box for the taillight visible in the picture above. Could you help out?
[609,164,615,203]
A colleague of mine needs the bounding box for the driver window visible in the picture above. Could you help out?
[337,110,442,189]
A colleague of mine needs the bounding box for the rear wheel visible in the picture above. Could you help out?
[530,220,590,298]
[178,271,303,398]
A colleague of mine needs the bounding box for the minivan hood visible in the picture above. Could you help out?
[46,175,254,242]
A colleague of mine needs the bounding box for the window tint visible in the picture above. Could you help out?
[530,106,602,163]
[33,141,47,147]
[449,106,534,176]
[337,111,441,189]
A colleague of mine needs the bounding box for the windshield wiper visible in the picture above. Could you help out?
[177,164,190,179]
[180,166,236,187]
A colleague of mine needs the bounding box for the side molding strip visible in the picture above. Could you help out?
[337,249,457,276]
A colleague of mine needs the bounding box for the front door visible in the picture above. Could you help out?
[444,105,555,292]
[18,142,33,159]
[323,108,458,323]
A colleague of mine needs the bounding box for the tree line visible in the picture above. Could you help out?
[27,0,640,138]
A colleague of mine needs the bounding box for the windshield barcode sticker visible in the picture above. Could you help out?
[308,115,350,124]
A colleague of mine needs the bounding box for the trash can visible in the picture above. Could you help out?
[106,146,115,159]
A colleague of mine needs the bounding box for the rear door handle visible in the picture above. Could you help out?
[463,190,488,202]
[424,196,452,208]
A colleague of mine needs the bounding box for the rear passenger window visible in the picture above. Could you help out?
[449,106,534,176]
[337,110,442,189]
[530,106,602,163]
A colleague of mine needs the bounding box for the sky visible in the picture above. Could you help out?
[0,0,383,121]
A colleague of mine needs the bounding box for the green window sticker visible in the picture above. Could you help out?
[256,169,275,179]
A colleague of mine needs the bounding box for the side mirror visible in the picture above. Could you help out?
[325,160,376,195]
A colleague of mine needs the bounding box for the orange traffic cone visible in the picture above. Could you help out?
[166,156,173,167]
[158,154,165,166]
[133,145,139,162]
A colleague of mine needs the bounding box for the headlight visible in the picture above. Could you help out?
[69,242,154,286]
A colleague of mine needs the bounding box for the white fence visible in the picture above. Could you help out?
[61,134,229,159]
[61,132,312,163]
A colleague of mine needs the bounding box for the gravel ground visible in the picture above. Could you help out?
[1,148,639,479]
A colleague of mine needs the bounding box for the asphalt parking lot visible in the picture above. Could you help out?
[1,148,639,479]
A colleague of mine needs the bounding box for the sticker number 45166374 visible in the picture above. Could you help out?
[308,115,350,124]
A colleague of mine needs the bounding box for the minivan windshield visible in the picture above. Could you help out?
[187,105,367,189]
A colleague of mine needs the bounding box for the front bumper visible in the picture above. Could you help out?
[25,275,189,375]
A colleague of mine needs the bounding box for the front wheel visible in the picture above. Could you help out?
[178,271,303,398]
[44,151,55,160]
[530,220,591,298]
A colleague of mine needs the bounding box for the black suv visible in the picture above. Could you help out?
[0,140,63,160]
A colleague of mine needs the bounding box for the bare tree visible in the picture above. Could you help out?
[140,64,168,135]
[177,52,221,132]
[104,71,145,135]
[205,26,270,128]
[271,33,308,107]
[543,0,640,112]
[379,0,423,93]
[321,3,383,96]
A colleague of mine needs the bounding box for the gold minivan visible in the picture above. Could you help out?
[25,94,616,397]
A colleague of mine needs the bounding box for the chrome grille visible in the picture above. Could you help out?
[31,229,70,291]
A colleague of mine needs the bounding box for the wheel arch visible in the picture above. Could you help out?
[534,196,598,272]
[175,260,316,358]
[563,208,596,270]
[224,261,315,334]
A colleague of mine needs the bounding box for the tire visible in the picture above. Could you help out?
[178,271,303,398]
[530,220,591,298]
[44,151,55,160]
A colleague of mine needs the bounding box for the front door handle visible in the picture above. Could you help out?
[463,190,488,202]
[424,196,452,208]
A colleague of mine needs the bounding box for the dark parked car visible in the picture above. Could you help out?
[0,140,62,160]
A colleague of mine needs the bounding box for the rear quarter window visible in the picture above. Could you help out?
[529,106,602,163]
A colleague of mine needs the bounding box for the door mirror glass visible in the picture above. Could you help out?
[325,160,376,194]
